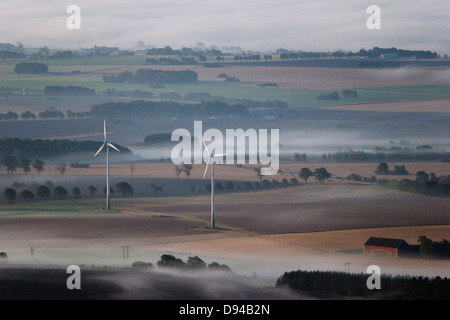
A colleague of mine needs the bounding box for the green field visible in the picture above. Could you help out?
[0,200,100,217]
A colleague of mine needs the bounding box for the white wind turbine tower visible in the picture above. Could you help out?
[94,120,120,210]
[202,139,226,229]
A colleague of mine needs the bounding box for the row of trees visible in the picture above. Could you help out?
[1,155,44,175]
[3,180,166,204]
[102,69,198,84]
[0,108,92,121]
[377,176,450,198]
[188,178,301,195]
[274,47,440,60]
[90,100,249,119]
[131,254,231,272]
[294,150,450,163]
[44,86,95,96]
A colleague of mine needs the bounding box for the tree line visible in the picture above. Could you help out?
[102,69,198,84]
[44,86,95,96]
[294,150,450,163]
[274,46,440,60]
[131,254,231,273]
[276,269,450,300]
[417,235,450,259]
[90,100,248,119]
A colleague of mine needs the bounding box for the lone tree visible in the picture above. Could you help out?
[416,171,429,183]
[299,168,313,184]
[129,162,136,177]
[254,167,263,182]
[4,188,16,204]
[182,164,193,179]
[19,158,32,175]
[418,235,434,259]
[150,184,163,198]
[36,185,51,199]
[32,159,45,175]
[115,182,134,198]
[20,190,34,203]
[88,185,97,196]
[313,168,331,184]
[53,186,68,200]
[186,256,206,270]
[1,155,18,175]
[56,162,67,175]
[375,162,389,175]
[157,254,186,269]
[174,164,184,179]
[72,187,81,199]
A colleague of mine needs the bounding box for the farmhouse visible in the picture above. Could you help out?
[363,237,410,257]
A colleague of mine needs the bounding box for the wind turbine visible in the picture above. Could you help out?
[94,120,120,210]
[202,139,226,229]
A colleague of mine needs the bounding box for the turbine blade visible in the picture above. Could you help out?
[213,153,226,157]
[202,159,211,179]
[94,143,105,157]
[202,138,210,155]
[103,119,107,141]
[107,143,120,152]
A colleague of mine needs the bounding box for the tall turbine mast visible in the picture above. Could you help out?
[202,139,225,229]
[94,120,120,210]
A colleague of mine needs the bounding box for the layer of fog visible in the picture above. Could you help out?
[129,126,450,162]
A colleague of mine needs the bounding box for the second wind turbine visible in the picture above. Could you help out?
[202,139,226,229]
[94,120,120,210]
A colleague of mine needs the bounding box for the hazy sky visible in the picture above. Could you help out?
[1,0,449,54]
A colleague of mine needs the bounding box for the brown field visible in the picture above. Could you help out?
[29,161,450,182]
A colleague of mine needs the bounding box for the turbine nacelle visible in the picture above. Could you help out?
[94,120,120,157]
[202,138,226,179]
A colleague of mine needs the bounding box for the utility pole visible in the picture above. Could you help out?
[121,245,130,260]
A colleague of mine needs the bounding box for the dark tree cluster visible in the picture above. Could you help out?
[276,270,450,300]
[0,51,25,59]
[14,62,48,74]
[342,89,358,98]
[0,137,130,159]
[156,254,230,272]
[316,92,339,100]
[0,111,19,121]
[44,86,95,96]
[374,162,409,175]
[417,235,450,259]
[377,174,450,198]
